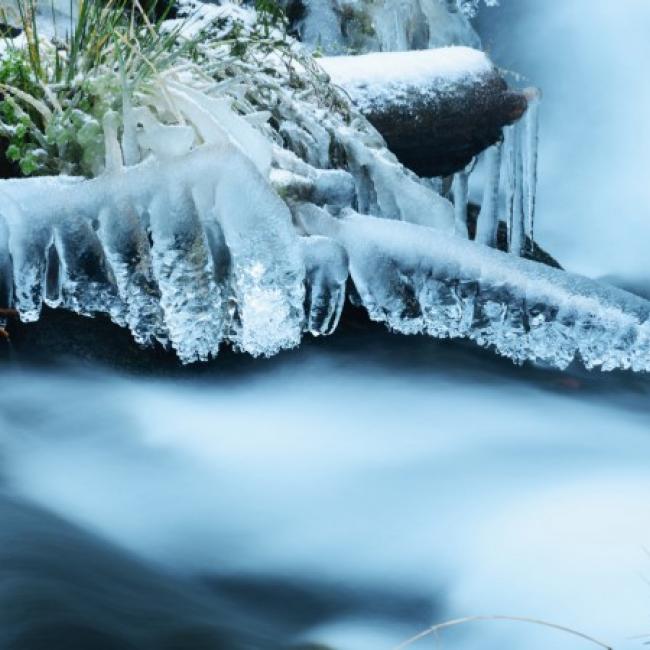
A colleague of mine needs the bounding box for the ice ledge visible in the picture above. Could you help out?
[299,206,650,372]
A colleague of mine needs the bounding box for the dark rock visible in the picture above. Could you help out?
[359,73,528,178]
[0,22,21,39]
[466,202,562,269]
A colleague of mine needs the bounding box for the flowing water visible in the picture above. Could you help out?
[2,2,650,650]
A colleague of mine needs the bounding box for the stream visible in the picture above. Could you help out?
[2,1,650,649]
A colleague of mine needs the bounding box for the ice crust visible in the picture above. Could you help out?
[4,118,650,370]
[0,145,304,363]
[299,207,650,372]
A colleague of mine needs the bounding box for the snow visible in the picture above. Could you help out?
[320,47,493,111]
[321,47,492,89]
[168,0,257,39]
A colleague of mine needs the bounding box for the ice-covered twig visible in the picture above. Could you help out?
[299,206,650,372]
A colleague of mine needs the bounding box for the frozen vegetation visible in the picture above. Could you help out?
[1,0,649,371]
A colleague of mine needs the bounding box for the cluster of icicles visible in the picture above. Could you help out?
[2,28,650,370]
[452,88,540,253]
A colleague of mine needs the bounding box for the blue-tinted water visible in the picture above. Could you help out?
[2,328,650,650]
[2,1,650,648]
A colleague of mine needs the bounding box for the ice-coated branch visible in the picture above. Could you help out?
[298,205,650,372]
[0,144,306,363]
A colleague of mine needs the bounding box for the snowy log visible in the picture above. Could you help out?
[320,48,528,177]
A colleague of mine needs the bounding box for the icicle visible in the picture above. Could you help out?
[43,238,62,308]
[504,121,525,255]
[121,83,141,167]
[475,141,502,247]
[148,183,225,363]
[452,168,469,238]
[53,217,123,321]
[2,189,51,323]
[97,201,167,347]
[522,87,541,248]
[300,233,349,336]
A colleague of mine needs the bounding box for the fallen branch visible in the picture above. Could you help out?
[393,615,613,650]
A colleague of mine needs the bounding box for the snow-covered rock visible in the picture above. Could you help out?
[320,47,493,113]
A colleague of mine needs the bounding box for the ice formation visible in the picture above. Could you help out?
[2,0,649,372]
[298,206,650,372]
[451,86,540,253]
[282,0,482,54]
[0,144,305,363]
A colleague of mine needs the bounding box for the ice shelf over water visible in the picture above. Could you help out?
[282,0,482,54]
[3,133,650,371]
[0,145,305,363]
[299,206,650,372]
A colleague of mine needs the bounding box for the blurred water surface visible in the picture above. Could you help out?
[2,327,650,650]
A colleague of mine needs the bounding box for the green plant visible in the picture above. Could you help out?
[0,0,352,179]
[0,0,192,176]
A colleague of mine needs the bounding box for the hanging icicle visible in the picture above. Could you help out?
[452,168,470,238]
[522,87,541,250]
[475,141,502,247]
[470,87,539,257]
[502,119,524,255]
